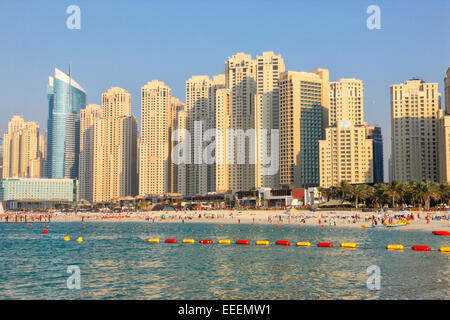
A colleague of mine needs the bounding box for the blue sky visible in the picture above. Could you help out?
[0,0,449,180]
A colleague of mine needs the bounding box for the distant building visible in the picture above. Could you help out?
[46,68,87,179]
[93,87,138,203]
[0,178,76,202]
[2,116,44,178]
[391,78,440,182]
[438,67,450,183]
[279,69,330,188]
[366,126,384,183]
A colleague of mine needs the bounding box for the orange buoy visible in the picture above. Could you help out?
[318,242,333,247]
[412,245,430,251]
[236,240,250,245]
[219,225,223,228]
[43,229,48,234]
[200,239,213,244]
[276,240,290,246]
[82,226,86,229]
[165,238,178,243]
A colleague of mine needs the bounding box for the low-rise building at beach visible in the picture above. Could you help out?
[0,177,77,203]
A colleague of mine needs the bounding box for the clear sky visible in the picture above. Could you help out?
[0,0,449,181]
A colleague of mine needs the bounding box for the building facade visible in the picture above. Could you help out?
[391,79,440,182]
[46,68,87,179]
[279,69,329,188]
[139,81,172,195]
[92,88,138,203]
[438,67,450,183]
[0,178,76,202]
[2,116,44,178]
[78,104,102,202]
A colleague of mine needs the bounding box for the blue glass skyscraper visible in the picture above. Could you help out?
[46,68,87,179]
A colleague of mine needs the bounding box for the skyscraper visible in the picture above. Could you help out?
[184,74,224,195]
[92,88,137,203]
[255,52,285,189]
[319,79,375,187]
[2,116,44,178]
[279,69,329,188]
[438,67,450,183]
[169,97,186,194]
[79,104,102,202]
[391,79,440,182]
[225,53,257,192]
[139,80,172,195]
[366,126,384,183]
[46,68,87,179]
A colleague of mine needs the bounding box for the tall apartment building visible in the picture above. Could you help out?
[0,137,3,178]
[92,88,137,203]
[225,53,257,192]
[366,126,384,183]
[183,74,225,195]
[255,52,285,189]
[2,116,44,178]
[279,69,329,188]
[46,68,87,179]
[79,104,102,202]
[215,87,230,193]
[391,79,440,182]
[319,121,374,188]
[169,97,186,194]
[438,67,450,183]
[139,81,172,195]
[319,79,376,187]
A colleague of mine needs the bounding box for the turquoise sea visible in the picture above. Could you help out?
[0,222,448,299]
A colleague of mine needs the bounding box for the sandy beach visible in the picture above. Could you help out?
[3,209,449,232]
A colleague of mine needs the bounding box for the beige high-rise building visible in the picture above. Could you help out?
[139,80,172,195]
[329,79,363,126]
[79,104,102,202]
[93,88,137,203]
[255,52,285,189]
[183,74,225,195]
[2,116,43,178]
[319,78,374,187]
[215,87,230,193]
[391,79,440,182]
[319,121,374,188]
[169,96,186,194]
[279,69,330,188]
[225,53,257,192]
[438,67,450,183]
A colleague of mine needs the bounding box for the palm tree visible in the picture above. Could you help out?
[350,185,366,208]
[373,183,387,208]
[437,182,450,207]
[385,180,406,208]
[417,181,440,211]
[336,180,352,199]
[360,185,375,207]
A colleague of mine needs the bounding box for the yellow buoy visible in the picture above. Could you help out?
[439,247,450,253]
[182,239,195,243]
[255,240,270,246]
[341,242,356,249]
[218,239,231,244]
[147,238,160,243]
[296,242,311,247]
[386,244,403,250]
[64,236,70,241]
[76,237,83,243]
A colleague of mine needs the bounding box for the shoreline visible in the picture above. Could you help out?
[1,209,448,232]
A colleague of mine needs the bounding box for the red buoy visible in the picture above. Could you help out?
[165,238,178,243]
[236,240,250,245]
[412,245,430,251]
[318,242,333,247]
[82,226,86,229]
[275,240,290,246]
[43,229,48,235]
[200,239,213,244]
[432,231,450,236]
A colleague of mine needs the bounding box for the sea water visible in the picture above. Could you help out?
[0,222,448,299]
